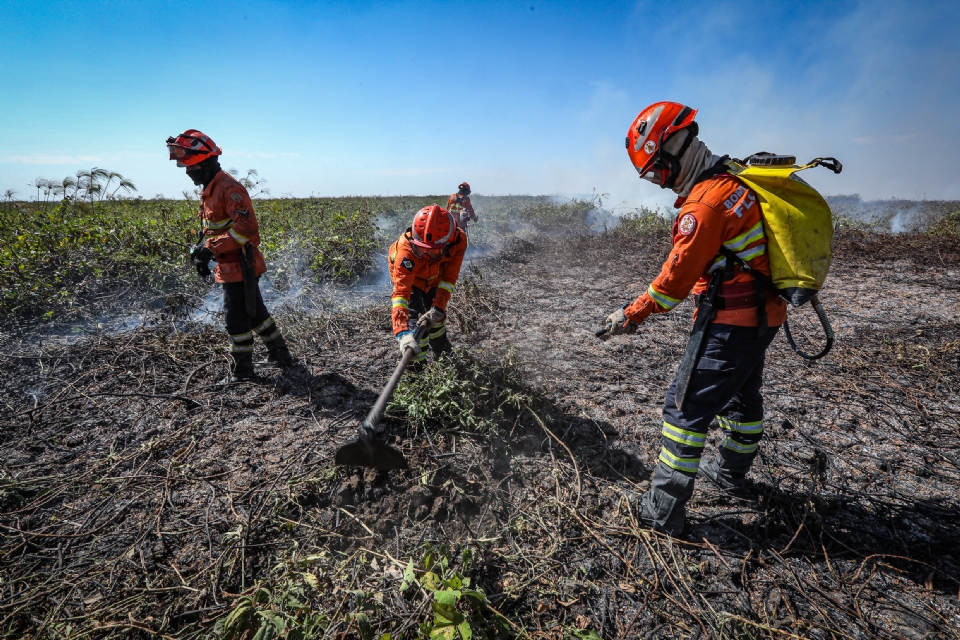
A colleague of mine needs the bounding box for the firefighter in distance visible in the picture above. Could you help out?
[166,129,295,382]
[389,205,467,365]
[446,182,476,229]
[602,102,787,536]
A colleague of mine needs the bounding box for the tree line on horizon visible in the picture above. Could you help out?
[2,167,269,209]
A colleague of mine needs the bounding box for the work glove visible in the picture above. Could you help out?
[604,307,638,336]
[416,306,445,331]
[397,331,420,356]
[190,245,214,277]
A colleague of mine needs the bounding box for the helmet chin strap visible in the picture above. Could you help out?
[658,123,699,190]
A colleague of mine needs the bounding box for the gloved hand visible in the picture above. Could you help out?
[604,307,638,336]
[416,306,445,330]
[397,331,420,356]
[190,245,214,277]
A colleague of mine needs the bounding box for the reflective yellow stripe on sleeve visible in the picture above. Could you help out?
[647,285,682,310]
[203,218,234,230]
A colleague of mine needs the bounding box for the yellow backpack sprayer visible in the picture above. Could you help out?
[727,153,841,360]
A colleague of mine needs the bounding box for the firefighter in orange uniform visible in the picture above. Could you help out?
[167,130,294,382]
[600,102,787,536]
[389,205,467,364]
[446,182,476,229]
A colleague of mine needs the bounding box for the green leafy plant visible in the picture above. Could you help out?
[388,350,535,435]
[215,574,329,640]
[401,545,509,640]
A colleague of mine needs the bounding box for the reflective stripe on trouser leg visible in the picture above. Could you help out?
[253,315,282,343]
[429,319,452,355]
[228,333,255,353]
[428,321,446,340]
[716,415,763,474]
[639,324,779,533]
[712,341,768,475]
[658,421,705,476]
[413,335,429,363]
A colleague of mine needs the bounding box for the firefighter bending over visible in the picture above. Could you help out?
[166,130,295,382]
[602,102,787,536]
[446,182,476,229]
[389,205,467,367]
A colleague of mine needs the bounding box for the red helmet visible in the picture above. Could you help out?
[625,102,698,188]
[166,129,222,167]
[411,205,455,249]
[458,182,471,194]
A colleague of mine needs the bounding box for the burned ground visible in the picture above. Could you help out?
[1,228,959,639]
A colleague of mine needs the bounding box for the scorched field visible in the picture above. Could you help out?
[1,196,959,639]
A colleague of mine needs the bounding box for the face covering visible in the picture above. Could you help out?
[648,129,722,198]
[187,158,222,187]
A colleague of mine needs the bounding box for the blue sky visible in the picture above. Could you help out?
[1,0,958,209]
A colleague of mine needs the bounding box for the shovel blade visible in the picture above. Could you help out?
[334,438,408,470]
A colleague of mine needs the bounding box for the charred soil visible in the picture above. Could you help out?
[1,228,959,639]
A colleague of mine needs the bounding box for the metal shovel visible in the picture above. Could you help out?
[334,324,430,470]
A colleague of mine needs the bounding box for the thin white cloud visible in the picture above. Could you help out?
[1,154,102,165]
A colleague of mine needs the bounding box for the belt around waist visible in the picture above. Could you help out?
[695,281,772,310]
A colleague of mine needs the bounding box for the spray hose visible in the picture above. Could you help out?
[783,294,834,360]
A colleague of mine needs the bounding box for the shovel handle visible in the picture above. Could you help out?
[362,324,430,431]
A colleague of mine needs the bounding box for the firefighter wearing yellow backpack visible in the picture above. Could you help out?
[598,101,841,536]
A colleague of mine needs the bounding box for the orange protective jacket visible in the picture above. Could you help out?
[389,228,468,335]
[625,173,787,328]
[199,171,267,284]
[446,194,476,227]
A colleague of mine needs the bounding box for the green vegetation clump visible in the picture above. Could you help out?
[610,206,672,237]
[0,193,441,318]
[388,350,537,435]
[928,207,960,237]
[1,198,199,317]
[211,543,507,640]
[0,186,611,320]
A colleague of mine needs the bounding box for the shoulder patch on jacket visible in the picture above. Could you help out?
[678,213,697,236]
[230,192,243,203]
[400,257,414,271]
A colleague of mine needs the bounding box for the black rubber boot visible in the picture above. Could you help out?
[699,455,750,494]
[637,463,696,537]
[265,335,295,368]
[221,352,257,384]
